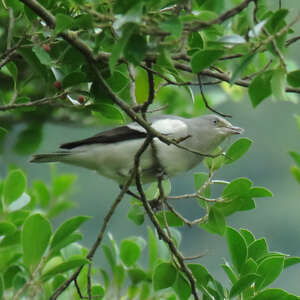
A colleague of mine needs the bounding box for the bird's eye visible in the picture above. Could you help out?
[213,119,218,125]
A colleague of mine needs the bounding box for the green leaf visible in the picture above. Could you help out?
[0,221,17,236]
[51,216,90,250]
[156,211,184,227]
[33,180,50,207]
[55,13,74,34]
[191,49,225,73]
[289,151,300,167]
[73,14,93,29]
[251,288,298,300]
[188,32,204,49]
[248,238,268,262]
[120,239,141,267]
[148,227,158,271]
[128,204,144,225]
[14,125,43,155]
[225,138,252,164]
[128,268,147,284]
[3,265,22,289]
[256,256,284,290]
[0,275,3,299]
[250,187,273,198]
[188,264,211,288]
[200,207,226,235]
[124,34,147,65]
[6,61,18,88]
[42,256,89,281]
[4,169,27,205]
[230,53,256,85]
[32,45,52,66]
[173,272,191,300]
[53,174,76,197]
[290,166,300,184]
[22,214,52,271]
[62,72,87,88]
[109,23,136,72]
[159,17,182,37]
[221,263,238,284]
[230,273,260,298]
[271,67,287,101]
[287,70,300,87]
[114,264,125,288]
[50,233,82,255]
[92,103,124,123]
[91,284,105,300]
[194,172,210,197]
[241,258,257,275]
[249,71,272,107]
[240,229,255,245]
[226,227,247,273]
[153,262,177,290]
[284,256,300,268]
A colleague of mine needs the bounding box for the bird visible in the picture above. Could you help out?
[30,114,243,185]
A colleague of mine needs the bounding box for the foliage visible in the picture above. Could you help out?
[1,0,300,299]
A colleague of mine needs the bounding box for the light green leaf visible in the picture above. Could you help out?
[226,227,247,273]
[22,214,52,271]
[173,272,191,300]
[120,239,141,267]
[240,228,255,245]
[251,288,298,300]
[127,204,144,225]
[225,138,252,164]
[289,151,300,167]
[6,61,18,88]
[4,169,27,205]
[156,211,184,228]
[284,257,300,268]
[250,187,273,198]
[92,103,125,123]
[33,180,50,207]
[271,67,287,101]
[114,264,125,288]
[290,166,300,184]
[188,264,211,288]
[153,262,177,290]
[148,227,158,271]
[128,268,147,284]
[0,221,17,236]
[221,262,238,284]
[32,45,52,66]
[191,49,225,73]
[200,207,226,235]
[53,174,76,197]
[248,238,268,262]
[159,17,182,37]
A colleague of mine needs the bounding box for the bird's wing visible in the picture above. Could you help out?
[60,125,147,149]
[60,117,188,149]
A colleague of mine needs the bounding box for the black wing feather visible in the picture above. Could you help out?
[60,126,147,149]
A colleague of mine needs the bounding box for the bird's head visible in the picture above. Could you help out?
[205,115,244,136]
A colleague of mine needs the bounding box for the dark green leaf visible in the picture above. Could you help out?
[4,169,27,205]
[153,262,177,290]
[91,284,105,300]
[6,61,18,87]
[124,34,147,65]
[51,216,90,250]
[156,211,184,227]
[191,49,225,73]
[188,32,204,49]
[200,207,226,235]
[62,72,87,88]
[249,71,272,107]
[55,13,74,34]
[241,258,257,275]
[0,221,17,236]
[3,265,22,289]
[287,70,300,87]
[114,264,125,288]
[22,213,52,271]
[128,268,147,284]
[284,257,300,268]
[73,14,93,29]
[221,263,238,284]
[92,103,124,123]
[256,256,284,290]
[120,239,141,267]
[173,272,191,300]
[0,276,3,298]
[289,151,300,167]
[230,273,260,298]
[226,227,247,273]
[230,53,256,85]
[188,264,211,289]
[225,138,252,164]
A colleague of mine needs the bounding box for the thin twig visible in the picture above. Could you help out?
[141,60,155,118]
[128,64,138,106]
[7,8,14,50]
[197,74,232,118]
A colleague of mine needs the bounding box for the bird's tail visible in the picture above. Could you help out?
[30,151,70,163]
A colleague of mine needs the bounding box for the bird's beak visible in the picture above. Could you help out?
[227,125,244,135]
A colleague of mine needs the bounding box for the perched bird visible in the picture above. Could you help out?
[30,114,243,184]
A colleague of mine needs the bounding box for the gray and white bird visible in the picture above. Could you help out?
[30,115,243,184]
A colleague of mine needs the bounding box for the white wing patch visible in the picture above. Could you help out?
[152,119,188,135]
[127,118,188,136]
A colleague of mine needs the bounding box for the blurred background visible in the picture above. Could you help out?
[1,0,300,295]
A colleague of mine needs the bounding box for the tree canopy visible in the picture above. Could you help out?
[1,0,300,299]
